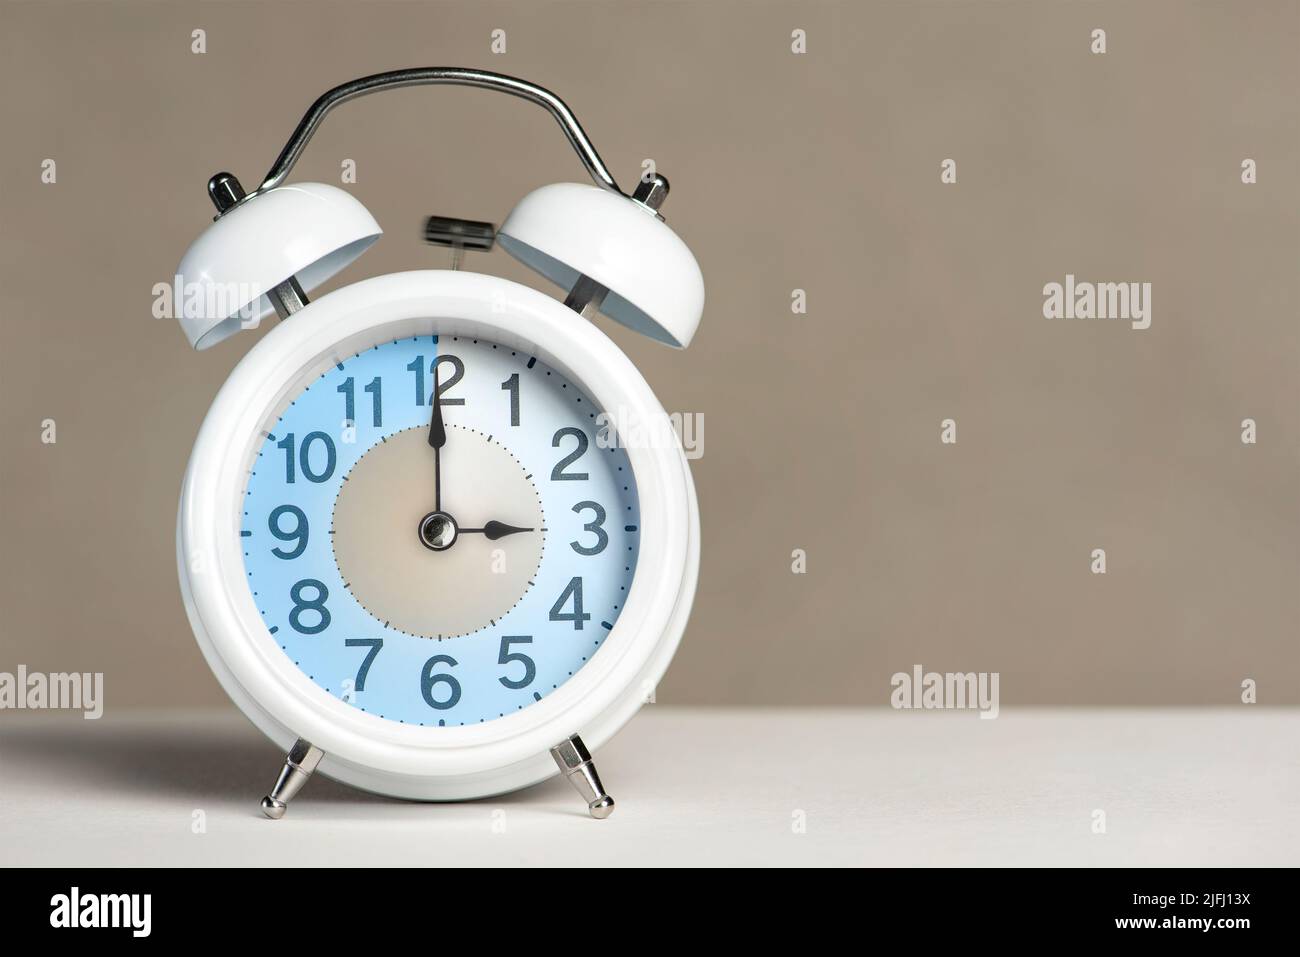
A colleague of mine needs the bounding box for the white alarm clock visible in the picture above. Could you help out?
[173,69,703,818]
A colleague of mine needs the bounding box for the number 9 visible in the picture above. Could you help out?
[269,504,308,559]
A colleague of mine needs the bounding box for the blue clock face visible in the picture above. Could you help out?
[241,333,640,726]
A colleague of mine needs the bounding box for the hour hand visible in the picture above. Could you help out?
[461,521,534,541]
[427,366,446,449]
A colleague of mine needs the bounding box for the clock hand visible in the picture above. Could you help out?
[427,365,445,511]
[460,521,536,541]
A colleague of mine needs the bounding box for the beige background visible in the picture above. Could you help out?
[1,1,1296,709]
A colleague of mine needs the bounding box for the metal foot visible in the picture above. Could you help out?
[550,734,615,819]
[260,738,323,820]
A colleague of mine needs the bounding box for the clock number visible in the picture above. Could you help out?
[337,378,353,423]
[299,432,336,483]
[420,654,461,710]
[406,356,425,404]
[268,504,308,559]
[407,355,465,406]
[344,638,383,691]
[337,376,382,427]
[570,501,608,555]
[289,579,331,635]
[497,636,536,690]
[435,355,465,405]
[363,377,383,427]
[276,432,336,484]
[551,427,589,481]
[276,433,294,483]
[501,373,520,426]
[549,576,590,630]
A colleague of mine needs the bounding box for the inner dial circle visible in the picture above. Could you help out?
[331,425,544,638]
[240,332,641,727]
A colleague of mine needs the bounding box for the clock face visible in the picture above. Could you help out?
[240,332,640,726]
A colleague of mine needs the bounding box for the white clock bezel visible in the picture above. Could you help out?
[178,270,697,800]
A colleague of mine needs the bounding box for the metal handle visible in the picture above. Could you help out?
[251,67,626,199]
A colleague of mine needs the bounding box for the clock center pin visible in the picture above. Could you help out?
[418,510,459,551]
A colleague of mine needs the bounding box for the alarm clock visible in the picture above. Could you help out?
[173,68,703,818]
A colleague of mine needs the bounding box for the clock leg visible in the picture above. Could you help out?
[550,734,615,819]
[260,738,324,820]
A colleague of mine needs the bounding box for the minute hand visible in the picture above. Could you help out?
[427,366,445,510]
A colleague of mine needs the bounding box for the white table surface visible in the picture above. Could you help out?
[1,707,1295,867]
